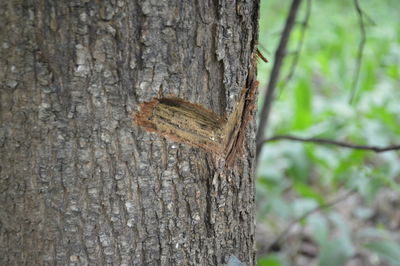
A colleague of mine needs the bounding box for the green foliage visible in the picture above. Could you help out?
[258,256,283,266]
[293,78,313,130]
[257,0,400,265]
[363,240,400,265]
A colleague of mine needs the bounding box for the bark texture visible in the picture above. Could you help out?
[0,0,259,265]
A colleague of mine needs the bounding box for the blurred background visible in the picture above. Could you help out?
[255,0,400,265]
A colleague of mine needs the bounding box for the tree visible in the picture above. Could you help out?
[0,1,260,265]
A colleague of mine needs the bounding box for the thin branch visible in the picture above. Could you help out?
[256,0,304,159]
[261,135,400,153]
[281,0,312,88]
[267,189,356,251]
[349,0,367,104]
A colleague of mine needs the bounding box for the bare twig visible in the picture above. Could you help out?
[256,0,304,159]
[267,189,356,251]
[260,135,400,153]
[349,0,367,104]
[281,0,312,88]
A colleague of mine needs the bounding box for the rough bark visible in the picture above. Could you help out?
[0,0,259,265]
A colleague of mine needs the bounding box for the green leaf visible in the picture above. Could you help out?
[308,215,329,245]
[363,240,400,265]
[361,61,377,92]
[318,238,354,266]
[293,182,325,205]
[293,78,313,130]
[387,64,399,79]
[284,145,310,182]
[369,106,400,135]
[258,255,284,266]
[292,198,317,219]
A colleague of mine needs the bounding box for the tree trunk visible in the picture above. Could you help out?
[0,0,259,265]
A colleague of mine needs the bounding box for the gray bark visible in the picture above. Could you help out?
[0,0,259,265]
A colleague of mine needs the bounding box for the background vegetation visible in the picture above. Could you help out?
[256,0,400,265]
